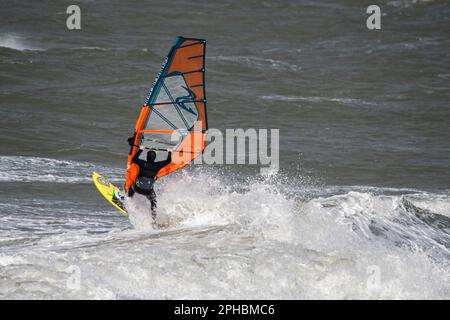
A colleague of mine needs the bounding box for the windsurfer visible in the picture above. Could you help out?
[127,140,172,217]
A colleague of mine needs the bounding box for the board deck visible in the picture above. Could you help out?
[92,171,128,216]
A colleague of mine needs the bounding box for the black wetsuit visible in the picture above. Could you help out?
[129,149,172,213]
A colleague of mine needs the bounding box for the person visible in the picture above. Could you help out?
[127,141,172,217]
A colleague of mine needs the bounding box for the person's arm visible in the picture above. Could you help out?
[128,135,136,155]
[132,148,145,166]
[166,150,172,163]
[160,150,172,166]
[154,150,172,170]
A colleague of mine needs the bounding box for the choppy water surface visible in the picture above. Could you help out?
[0,0,449,299]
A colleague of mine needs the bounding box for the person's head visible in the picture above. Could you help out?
[147,150,157,163]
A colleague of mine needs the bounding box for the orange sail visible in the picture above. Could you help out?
[125,37,207,191]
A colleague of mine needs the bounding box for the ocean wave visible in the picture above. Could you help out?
[0,34,42,52]
[0,156,122,183]
[387,0,435,8]
[212,55,301,72]
[1,168,449,299]
[118,170,450,299]
[260,94,374,106]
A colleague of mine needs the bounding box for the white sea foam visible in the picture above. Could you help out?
[0,156,122,183]
[213,55,301,72]
[1,168,448,299]
[387,0,435,8]
[0,34,41,51]
[260,94,374,106]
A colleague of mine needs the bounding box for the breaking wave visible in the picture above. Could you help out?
[0,156,122,183]
[0,34,41,51]
[1,164,448,299]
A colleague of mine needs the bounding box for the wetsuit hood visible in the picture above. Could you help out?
[147,150,156,163]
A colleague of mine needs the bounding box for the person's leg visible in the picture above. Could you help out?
[147,188,157,219]
[128,185,135,197]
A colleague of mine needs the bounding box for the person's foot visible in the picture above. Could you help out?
[113,190,124,201]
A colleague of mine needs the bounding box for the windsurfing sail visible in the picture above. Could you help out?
[126,36,207,188]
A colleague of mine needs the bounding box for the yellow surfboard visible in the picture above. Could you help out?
[92,171,128,216]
